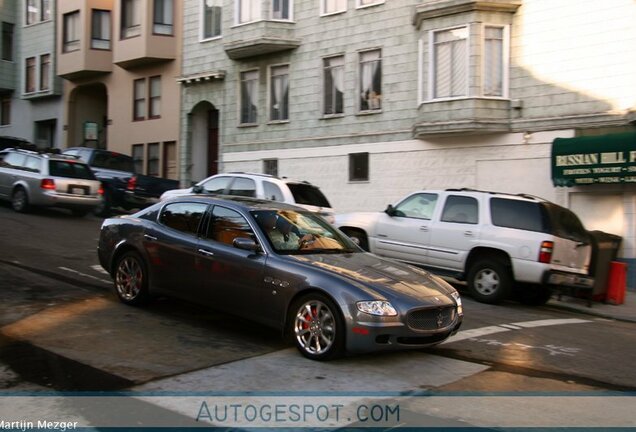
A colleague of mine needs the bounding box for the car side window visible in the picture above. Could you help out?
[202,176,232,194]
[490,198,547,233]
[394,193,438,219]
[206,206,255,246]
[3,152,27,169]
[159,202,208,235]
[24,156,41,173]
[263,181,285,201]
[228,178,256,197]
[440,195,479,224]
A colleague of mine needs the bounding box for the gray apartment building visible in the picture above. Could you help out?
[178,0,636,289]
[0,0,63,148]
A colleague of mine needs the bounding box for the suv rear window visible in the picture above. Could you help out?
[91,151,135,172]
[490,198,549,233]
[543,203,589,242]
[287,183,331,208]
[49,160,97,180]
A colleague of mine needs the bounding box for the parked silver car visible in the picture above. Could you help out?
[0,148,103,216]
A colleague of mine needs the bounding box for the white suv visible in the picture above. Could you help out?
[160,172,335,223]
[335,189,594,305]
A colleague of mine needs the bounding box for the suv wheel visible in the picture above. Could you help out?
[341,228,369,251]
[11,187,30,213]
[467,257,512,304]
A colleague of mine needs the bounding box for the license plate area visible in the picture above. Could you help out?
[68,185,89,195]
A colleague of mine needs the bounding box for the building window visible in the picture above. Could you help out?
[132,144,144,174]
[122,0,141,38]
[359,49,382,111]
[2,23,14,61]
[0,96,10,126]
[321,0,346,15]
[147,143,160,176]
[26,0,50,25]
[153,0,174,35]
[39,54,50,91]
[25,57,36,93]
[431,26,468,99]
[483,26,505,97]
[270,65,289,121]
[263,159,278,177]
[349,152,369,182]
[240,70,258,124]
[133,78,146,120]
[237,0,260,24]
[63,11,80,53]
[202,0,222,39]
[149,76,161,118]
[91,10,111,49]
[323,55,344,115]
[272,0,291,20]
[357,0,384,7]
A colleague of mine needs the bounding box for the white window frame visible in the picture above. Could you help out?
[235,0,261,25]
[320,0,347,17]
[356,0,384,9]
[322,54,345,116]
[239,69,259,125]
[271,0,293,21]
[481,23,509,99]
[200,0,222,41]
[358,49,382,112]
[427,25,470,101]
[268,64,290,122]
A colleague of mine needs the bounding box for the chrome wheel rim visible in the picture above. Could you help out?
[474,268,499,296]
[294,300,336,355]
[115,256,143,300]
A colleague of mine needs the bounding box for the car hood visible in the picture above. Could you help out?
[290,252,455,303]
[161,187,193,199]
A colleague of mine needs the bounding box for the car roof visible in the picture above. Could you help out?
[413,188,548,203]
[5,147,83,162]
[211,172,319,187]
[165,194,306,212]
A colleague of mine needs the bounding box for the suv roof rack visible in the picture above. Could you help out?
[445,187,543,201]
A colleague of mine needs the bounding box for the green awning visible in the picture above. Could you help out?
[551,131,636,187]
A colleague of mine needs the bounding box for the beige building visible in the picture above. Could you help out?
[56,0,181,179]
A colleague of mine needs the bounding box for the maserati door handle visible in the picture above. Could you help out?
[197,249,215,257]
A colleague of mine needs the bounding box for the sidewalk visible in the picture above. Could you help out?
[547,290,636,323]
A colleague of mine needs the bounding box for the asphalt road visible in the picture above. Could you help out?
[1,202,635,395]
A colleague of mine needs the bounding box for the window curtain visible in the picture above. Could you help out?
[433,27,467,99]
[330,59,344,113]
[484,26,503,96]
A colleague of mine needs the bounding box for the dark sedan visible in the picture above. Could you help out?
[98,195,463,360]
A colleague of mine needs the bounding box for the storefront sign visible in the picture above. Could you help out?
[551,131,636,186]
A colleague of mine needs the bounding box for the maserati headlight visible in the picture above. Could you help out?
[356,301,397,316]
[451,291,463,315]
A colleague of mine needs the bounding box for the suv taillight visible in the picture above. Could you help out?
[41,179,56,190]
[98,184,104,195]
[538,241,554,263]
[127,175,137,191]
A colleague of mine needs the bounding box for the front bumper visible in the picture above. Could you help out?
[345,308,463,353]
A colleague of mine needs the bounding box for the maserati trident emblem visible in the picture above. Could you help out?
[436,310,444,328]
